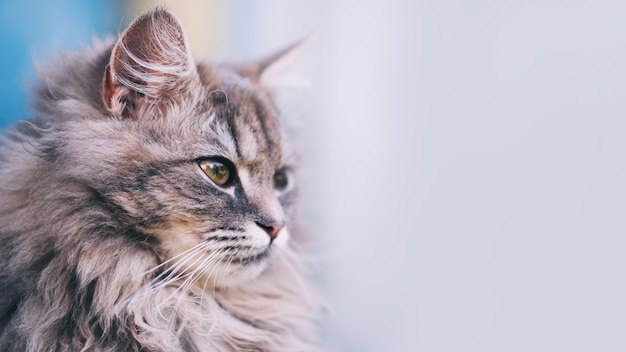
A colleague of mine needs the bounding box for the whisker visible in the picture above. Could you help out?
[151,243,210,285]
[172,251,218,301]
[123,241,212,309]
[154,247,219,325]
[144,238,209,276]
[167,250,224,328]
[195,249,230,317]
[155,244,214,297]
[212,249,237,298]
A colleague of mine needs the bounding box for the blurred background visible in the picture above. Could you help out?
[2,1,626,351]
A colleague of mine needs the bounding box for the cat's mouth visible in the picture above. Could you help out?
[226,246,271,266]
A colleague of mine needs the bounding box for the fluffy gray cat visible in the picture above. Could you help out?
[0,7,322,352]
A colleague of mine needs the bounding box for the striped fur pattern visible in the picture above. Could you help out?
[0,7,322,352]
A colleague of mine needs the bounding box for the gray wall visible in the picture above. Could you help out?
[235,1,626,351]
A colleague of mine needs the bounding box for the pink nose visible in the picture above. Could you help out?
[256,220,285,240]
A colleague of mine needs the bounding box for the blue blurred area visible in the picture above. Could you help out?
[0,0,122,129]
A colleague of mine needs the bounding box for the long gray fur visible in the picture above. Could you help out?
[0,7,321,352]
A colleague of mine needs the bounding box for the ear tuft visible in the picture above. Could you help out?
[102,7,195,116]
[257,37,312,91]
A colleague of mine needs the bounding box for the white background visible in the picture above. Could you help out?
[221,1,626,351]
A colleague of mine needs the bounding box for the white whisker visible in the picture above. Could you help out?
[166,250,224,330]
[143,241,206,276]
[122,241,211,310]
[151,242,210,285]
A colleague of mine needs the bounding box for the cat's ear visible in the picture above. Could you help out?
[255,37,311,91]
[102,7,196,117]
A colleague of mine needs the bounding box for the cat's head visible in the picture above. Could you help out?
[52,7,305,288]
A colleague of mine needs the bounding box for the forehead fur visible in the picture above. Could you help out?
[193,62,285,169]
[32,45,286,168]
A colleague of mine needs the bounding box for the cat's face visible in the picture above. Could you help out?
[64,8,299,288]
[138,77,295,288]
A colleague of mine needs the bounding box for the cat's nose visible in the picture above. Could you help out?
[255,220,285,240]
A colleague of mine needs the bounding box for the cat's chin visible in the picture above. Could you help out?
[197,253,271,289]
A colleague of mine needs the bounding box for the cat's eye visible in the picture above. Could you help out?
[273,169,289,190]
[199,159,232,186]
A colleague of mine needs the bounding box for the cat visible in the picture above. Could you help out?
[0,6,322,352]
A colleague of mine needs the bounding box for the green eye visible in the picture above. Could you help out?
[199,159,231,186]
[273,169,289,190]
